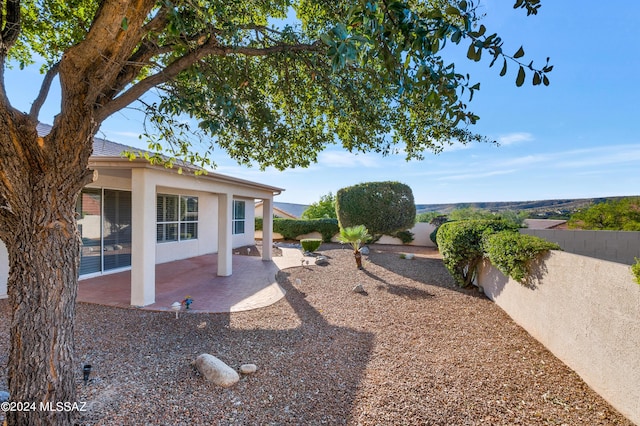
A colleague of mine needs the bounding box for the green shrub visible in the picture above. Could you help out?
[437,220,517,287]
[273,218,339,242]
[255,216,263,231]
[429,226,440,247]
[301,238,322,253]
[416,212,442,223]
[483,231,561,284]
[336,181,415,237]
[632,258,640,285]
[428,216,449,247]
[393,230,414,244]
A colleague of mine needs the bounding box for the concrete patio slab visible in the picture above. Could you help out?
[78,247,313,313]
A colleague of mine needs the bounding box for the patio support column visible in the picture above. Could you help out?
[131,168,156,306]
[261,197,273,261]
[217,193,233,276]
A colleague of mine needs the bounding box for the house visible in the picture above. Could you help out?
[255,201,309,219]
[0,124,283,306]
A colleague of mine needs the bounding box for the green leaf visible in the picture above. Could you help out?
[121,17,128,31]
[532,72,541,85]
[516,66,525,87]
[514,46,525,58]
[499,59,507,76]
[320,33,334,46]
[466,43,476,60]
[445,6,460,16]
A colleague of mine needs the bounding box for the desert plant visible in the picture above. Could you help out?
[394,230,415,244]
[437,219,517,287]
[568,197,640,230]
[301,192,337,219]
[416,212,442,223]
[338,225,371,269]
[301,239,322,253]
[632,258,640,285]
[483,231,561,284]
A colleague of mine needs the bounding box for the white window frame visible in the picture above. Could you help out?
[157,194,199,243]
[232,200,246,235]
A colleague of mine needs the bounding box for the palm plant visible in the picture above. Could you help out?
[338,225,371,269]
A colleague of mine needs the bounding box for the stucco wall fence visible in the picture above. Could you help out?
[256,222,437,247]
[521,229,640,265]
[478,251,640,425]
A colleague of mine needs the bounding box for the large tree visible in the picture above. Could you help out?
[0,0,550,424]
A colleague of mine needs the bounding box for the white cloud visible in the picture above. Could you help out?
[318,151,382,168]
[498,132,534,146]
[437,169,517,181]
[105,130,144,139]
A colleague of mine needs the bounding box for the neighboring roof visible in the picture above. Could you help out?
[37,123,135,158]
[255,201,309,218]
[524,219,568,230]
[275,202,309,218]
[36,123,284,194]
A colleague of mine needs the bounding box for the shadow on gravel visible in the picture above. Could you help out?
[360,269,435,300]
[366,251,487,299]
[60,270,375,425]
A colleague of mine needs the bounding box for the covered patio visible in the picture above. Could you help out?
[78,247,308,313]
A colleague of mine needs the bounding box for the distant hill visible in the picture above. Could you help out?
[416,196,639,218]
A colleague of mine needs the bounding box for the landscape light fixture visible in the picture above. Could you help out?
[83,364,92,385]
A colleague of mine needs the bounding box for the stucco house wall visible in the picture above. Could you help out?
[0,124,283,305]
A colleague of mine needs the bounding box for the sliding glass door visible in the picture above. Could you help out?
[76,188,132,276]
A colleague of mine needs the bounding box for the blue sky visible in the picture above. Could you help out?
[6,1,640,205]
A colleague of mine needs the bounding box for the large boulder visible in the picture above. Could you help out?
[193,354,239,387]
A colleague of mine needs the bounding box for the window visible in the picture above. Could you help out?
[157,194,198,242]
[233,200,246,235]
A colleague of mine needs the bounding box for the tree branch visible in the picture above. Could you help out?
[95,39,323,122]
[29,62,60,121]
[0,0,21,53]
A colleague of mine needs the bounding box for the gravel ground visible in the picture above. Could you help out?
[0,245,633,425]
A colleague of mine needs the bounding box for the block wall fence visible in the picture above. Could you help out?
[478,251,640,425]
[520,229,639,265]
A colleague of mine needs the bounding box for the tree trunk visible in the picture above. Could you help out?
[354,251,363,269]
[6,199,80,426]
[0,114,95,426]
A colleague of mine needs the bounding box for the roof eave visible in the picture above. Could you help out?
[88,157,284,195]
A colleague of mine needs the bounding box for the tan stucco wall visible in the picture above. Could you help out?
[478,251,640,424]
[256,222,437,247]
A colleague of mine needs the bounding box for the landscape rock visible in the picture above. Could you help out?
[352,283,365,293]
[239,364,258,375]
[193,354,239,387]
[0,391,9,402]
[315,256,329,266]
[359,246,370,255]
